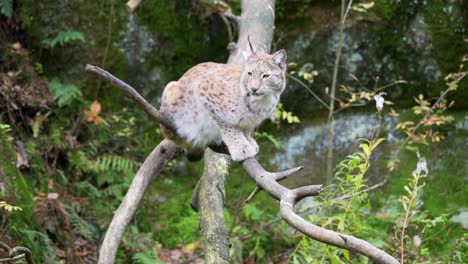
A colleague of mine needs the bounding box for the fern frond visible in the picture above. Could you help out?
[42,31,85,48]
[132,252,164,264]
[75,181,102,198]
[63,204,99,241]
[92,155,139,176]
[48,78,82,107]
[102,183,129,199]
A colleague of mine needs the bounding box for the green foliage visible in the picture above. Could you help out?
[243,204,264,221]
[291,138,386,263]
[42,31,85,48]
[0,123,12,138]
[48,78,82,107]
[275,103,301,124]
[64,204,100,242]
[289,62,319,84]
[132,250,165,264]
[452,233,468,263]
[16,229,61,264]
[0,0,13,17]
[254,131,283,149]
[0,201,22,212]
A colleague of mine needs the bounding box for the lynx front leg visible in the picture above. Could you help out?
[244,131,259,153]
[220,125,258,161]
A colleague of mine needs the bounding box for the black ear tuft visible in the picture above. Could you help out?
[247,35,256,55]
[272,49,287,66]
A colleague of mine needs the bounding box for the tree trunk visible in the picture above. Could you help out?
[197,0,276,263]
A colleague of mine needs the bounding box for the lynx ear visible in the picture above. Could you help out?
[272,49,287,67]
[247,35,256,55]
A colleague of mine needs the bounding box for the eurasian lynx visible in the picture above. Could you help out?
[160,49,287,161]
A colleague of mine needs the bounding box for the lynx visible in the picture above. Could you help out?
[160,49,287,161]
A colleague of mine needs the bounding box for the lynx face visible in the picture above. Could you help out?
[241,50,287,98]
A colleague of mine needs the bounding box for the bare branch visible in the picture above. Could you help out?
[287,73,330,110]
[224,13,240,24]
[97,140,180,264]
[84,64,175,133]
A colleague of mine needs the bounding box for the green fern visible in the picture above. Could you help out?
[0,0,13,18]
[17,229,61,264]
[42,31,85,48]
[48,78,82,107]
[75,181,102,199]
[63,204,99,241]
[102,182,130,199]
[132,253,164,264]
[0,123,11,134]
[132,252,164,264]
[93,155,139,175]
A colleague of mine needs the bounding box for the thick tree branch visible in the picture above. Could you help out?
[97,140,180,264]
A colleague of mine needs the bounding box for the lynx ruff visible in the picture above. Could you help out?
[160,49,287,162]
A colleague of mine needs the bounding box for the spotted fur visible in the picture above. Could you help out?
[160,50,287,161]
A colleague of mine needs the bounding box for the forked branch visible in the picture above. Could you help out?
[86,66,399,264]
[241,158,400,264]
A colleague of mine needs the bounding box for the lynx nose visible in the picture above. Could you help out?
[251,87,260,92]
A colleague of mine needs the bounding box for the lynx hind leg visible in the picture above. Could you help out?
[160,82,193,150]
[221,125,258,161]
[161,81,186,111]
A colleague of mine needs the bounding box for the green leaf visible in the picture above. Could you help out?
[0,0,13,18]
[242,204,263,221]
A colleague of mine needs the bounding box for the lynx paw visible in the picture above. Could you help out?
[248,138,259,153]
[230,143,258,162]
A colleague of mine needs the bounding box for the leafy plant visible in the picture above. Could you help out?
[254,131,283,149]
[291,138,386,263]
[0,201,22,212]
[452,233,468,263]
[42,31,85,48]
[132,250,165,264]
[0,0,13,18]
[396,68,467,145]
[274,102,300,124]
[48,78,82,107]
[0,123,12,138]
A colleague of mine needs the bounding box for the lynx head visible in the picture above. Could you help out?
[241,49,287,98]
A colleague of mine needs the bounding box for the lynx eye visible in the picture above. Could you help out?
[247,71,253,76]
[262,74,270,79]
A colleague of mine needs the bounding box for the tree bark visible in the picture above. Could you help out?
[196,1,276,263]
[198,150,230,263]
[97,140,179,264]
